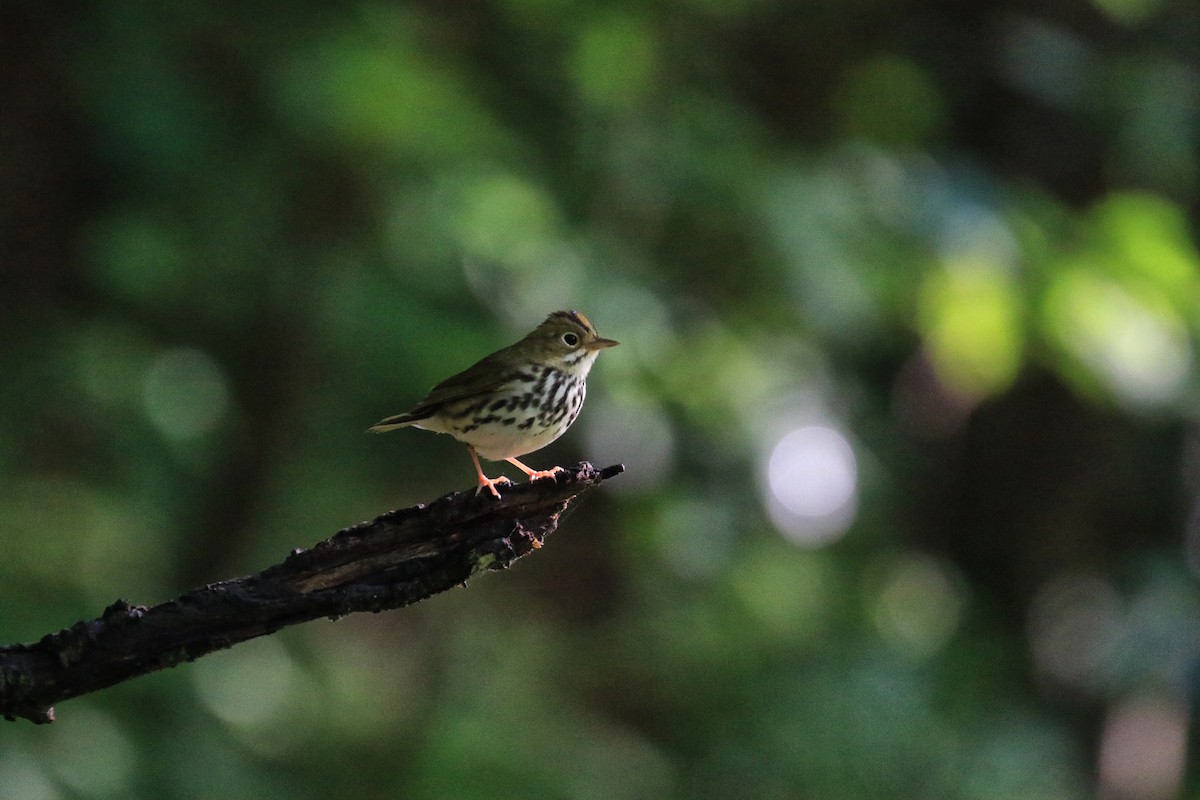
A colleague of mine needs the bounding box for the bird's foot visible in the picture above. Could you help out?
[504,458,565,483]
[525,466,565,483]
[474,474,512,499]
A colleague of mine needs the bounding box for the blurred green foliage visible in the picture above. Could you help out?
[3,0,1200,798]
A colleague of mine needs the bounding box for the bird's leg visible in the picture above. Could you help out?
[505,457,565,483]
[468,446,511,498]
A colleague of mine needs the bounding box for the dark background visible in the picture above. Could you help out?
[2,1,1200,798]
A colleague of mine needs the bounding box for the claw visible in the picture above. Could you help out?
[468,446,511,499]
[474,474,512,499]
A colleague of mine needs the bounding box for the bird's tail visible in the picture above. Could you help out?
[368,412,425,433]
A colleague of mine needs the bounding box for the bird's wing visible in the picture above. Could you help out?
[404,344,523,416]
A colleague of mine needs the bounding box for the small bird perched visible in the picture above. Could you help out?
[370,310,618,498]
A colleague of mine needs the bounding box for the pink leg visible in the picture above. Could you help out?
[469,446,511,498]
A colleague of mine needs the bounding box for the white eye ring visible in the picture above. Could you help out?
[561,332,580,347]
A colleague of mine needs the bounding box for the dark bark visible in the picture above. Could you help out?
[0,462,624,724]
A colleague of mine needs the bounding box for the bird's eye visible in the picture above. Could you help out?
[561,332,580,347]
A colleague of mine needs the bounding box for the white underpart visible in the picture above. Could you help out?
[421,350,600,461]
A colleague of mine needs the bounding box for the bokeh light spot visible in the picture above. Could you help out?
[1044,270,1191,407]
[1095,193,1200,295]
[88,212,190,306]
[0,750,60,800]
[591,281,675,371]
[655,498,734,580]
[142,347,231,439]
[455,173,560,263]
[730,541,837,639]
[271,21,498,159]
[998,17,1092,110]
[192,636,301,734]
[571,13,659,110]
[1089,0,1168,27]
[1027,572,1121,689]
[46,706,138,794]
[583,393,675,492]
[763,426,858,546]
[919,258,1021,401]
[1099,693,1188,800]
[870,554,965,659]
[455,172,590,322]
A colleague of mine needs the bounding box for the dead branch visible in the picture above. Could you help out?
[0,462,623,724]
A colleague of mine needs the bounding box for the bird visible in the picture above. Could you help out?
[370,310,618,498]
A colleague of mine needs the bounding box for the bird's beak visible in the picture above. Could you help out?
[587,337,620,350]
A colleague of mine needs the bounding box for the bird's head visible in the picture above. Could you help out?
[522,310,619,371]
